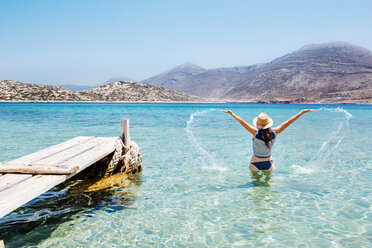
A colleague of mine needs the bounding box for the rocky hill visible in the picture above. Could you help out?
[141,63,206,88]
[225,42,372,103]
[0,80,203,102]
[0,80,86,101]
[142,42,372,103]
[79,81,203,102]
[167,65,263,99]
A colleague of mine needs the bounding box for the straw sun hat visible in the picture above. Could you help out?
[253,113,273,129]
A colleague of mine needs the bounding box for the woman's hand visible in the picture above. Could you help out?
[301,109,315,114]
[221,109,233,115]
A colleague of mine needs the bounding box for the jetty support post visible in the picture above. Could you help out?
[121,119,130,154]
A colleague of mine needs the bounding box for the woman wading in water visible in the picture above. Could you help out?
[221,109,314,174]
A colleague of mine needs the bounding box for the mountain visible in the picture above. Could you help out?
[224,42,372,103]
[0,80,204,102]
[141,63,206,88]
[170,65,263,99]
[142,42,372,103]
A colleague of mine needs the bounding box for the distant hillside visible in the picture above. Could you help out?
[0,80,203,102]
[171,65,263,99]
[141,63,206,88]
[79,81,203,102]
[225,42,372,103]
[0,80,86,101]
[142,42,372,103]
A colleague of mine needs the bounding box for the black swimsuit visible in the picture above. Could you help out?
[251,160,273,170]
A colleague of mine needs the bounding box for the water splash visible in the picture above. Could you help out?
[185,109,227,171]
[310,107,352,163]
[292,107,353,174]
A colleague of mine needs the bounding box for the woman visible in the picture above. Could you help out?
[221,109,314,173]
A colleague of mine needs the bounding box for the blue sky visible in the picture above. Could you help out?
[0,0,371,85]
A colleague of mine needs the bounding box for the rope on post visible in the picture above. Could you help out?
[104,137,142,177]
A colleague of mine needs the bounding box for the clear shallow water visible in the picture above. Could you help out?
[0,103,371,247]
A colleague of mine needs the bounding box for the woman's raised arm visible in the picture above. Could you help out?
[221,109,257,135]
[273,109,315,134]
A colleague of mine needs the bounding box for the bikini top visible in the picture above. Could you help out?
[252,128,276,158]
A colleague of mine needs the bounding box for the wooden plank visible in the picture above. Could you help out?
[8,136,94,165]
[0,164,78,175]
[0,174,32,191]
[65,138,116,178]
[33,137,110,166]
[0,174,66,218]
[0,138,115,175]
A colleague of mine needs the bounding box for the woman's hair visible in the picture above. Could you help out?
[261,128,273,149]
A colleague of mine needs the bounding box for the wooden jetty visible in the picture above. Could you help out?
[0,119,135,219]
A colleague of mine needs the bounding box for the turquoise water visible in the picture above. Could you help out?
[0,103,371,247]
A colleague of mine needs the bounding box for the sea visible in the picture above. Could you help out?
[0,102,371,247]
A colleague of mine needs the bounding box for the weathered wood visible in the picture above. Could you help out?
[0,174,32,192]
[0,137,116,175]
[0,174,66,219]
[65,138,116,178]
[121,119,130,153]
[32,137,109,165]
[9,136,94,166]
[0,164,79,175]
